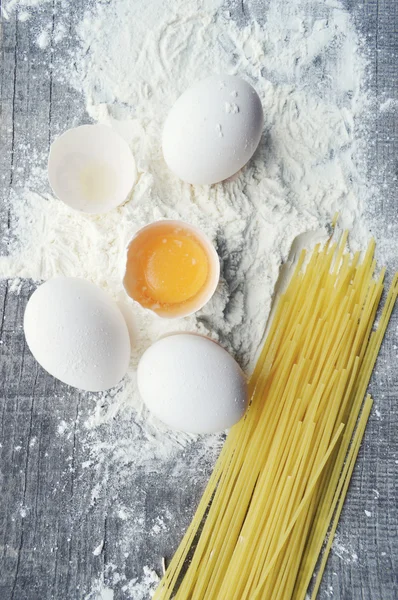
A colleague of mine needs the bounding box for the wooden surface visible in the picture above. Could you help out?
[0,1,397,599]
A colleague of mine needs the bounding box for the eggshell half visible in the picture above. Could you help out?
[48,124,136,214]
[137,333,248,434]
[24,278,131,392]
[162,75,264,185]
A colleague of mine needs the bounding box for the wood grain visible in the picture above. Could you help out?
[0,1,397,599]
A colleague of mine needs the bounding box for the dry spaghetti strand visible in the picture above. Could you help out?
[153,234,398,600]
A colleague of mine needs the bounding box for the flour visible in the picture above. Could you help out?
[35,28,50,49]
[1,0,377,597]
[121,566,160,599]
[93,540,105,556]
[17,10,30,21]
[332,537,359,564]
[85,577,115,600]
[1,0,51,19]
[1,0,371,364]
[86,566,160,600]
[379,98,398,113]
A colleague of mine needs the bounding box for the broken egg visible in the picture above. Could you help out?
[48,124,136,214]
[123,220,220,318]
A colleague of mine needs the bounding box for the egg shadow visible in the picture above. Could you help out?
[195,129,272,367]
[195,231,248,368]
[222,128,272,184]
[251,128,272,168]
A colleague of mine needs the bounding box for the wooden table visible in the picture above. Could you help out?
[1,1,397,598]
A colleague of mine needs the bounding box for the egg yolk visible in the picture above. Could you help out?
[127,226,209,306]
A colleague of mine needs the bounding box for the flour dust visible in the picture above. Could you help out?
[1,0,376,597]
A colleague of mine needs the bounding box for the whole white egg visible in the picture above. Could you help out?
[137,333,248,434]
[24,278,131,392]
[162,75,264,185]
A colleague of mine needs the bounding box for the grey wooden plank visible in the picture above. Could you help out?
[0,1,397,599]
[316,13,398,600]
[317,0,398,596]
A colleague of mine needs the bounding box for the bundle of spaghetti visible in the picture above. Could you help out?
[153,233,398,600]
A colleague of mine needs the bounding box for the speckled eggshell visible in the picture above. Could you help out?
[24,277,131,392]
[162,75,264,185]
[137,333,248,434]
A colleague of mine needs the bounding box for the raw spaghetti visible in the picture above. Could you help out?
[153,233,398,600]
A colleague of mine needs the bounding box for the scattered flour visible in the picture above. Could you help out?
[57,420,68,435]
[151,516,167,535]
[8,277,22,293]
[87,566,160,600]
[0,0,380,597]
[17,9,30,21]
[379,98,398,113]
[84,577,114,600]
[53,22,67,44]
[93,540,104,556]
[332,537,359,564]
[121,566,160,600]
[1,0,372,369]
[2,0,48,13]
[225,101,240,114]
[35,29,50,49]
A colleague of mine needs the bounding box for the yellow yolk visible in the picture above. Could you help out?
[127,226,210,307]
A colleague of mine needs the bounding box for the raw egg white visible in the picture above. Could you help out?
[24,278,131,392]
[137,333,248,434]
[162,75,264,185]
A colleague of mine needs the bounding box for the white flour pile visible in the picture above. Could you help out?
[1,0,376,597]
[1,0,372,363]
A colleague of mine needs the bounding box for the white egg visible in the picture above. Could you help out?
[24,278,131,392]
[162,75,264,185]
[48,124,136,214]
[137,333,248,434]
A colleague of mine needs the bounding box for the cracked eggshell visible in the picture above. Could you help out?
[137,333,248,434]
[123,220,220,319]
[48,124,136,214]
[24,277,131,392]
[162,75,264,185]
